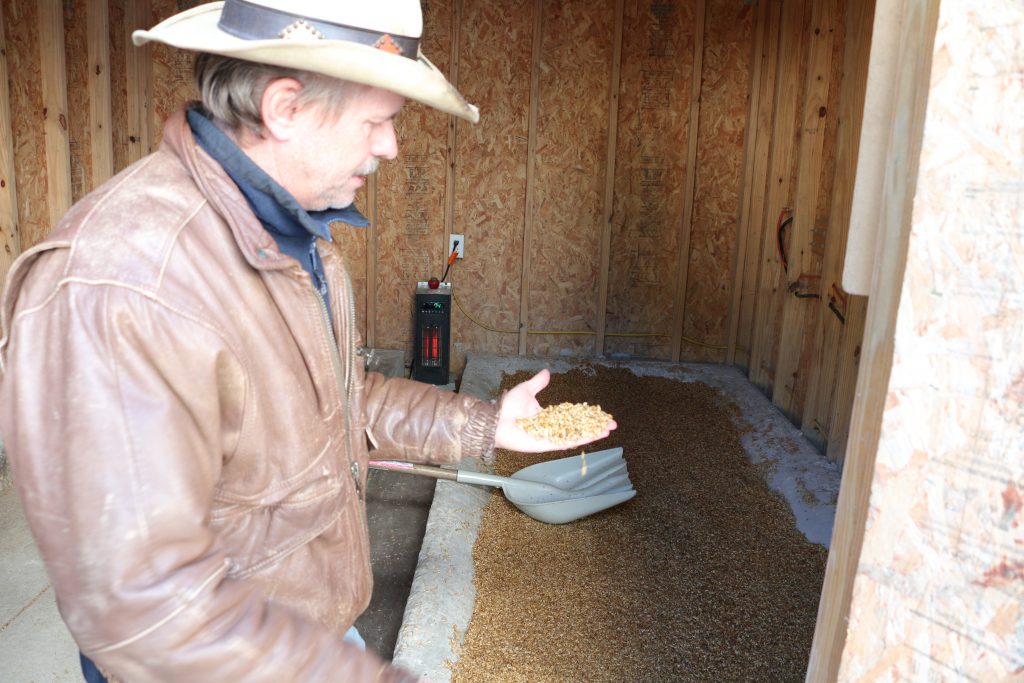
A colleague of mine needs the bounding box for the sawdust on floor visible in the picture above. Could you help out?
[450,366,828,682]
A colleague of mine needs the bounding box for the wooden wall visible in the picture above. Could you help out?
[0,0,872,460]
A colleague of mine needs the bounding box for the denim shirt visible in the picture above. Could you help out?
[187,108,368,323]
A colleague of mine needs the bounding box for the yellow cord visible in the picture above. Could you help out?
[450,292,727,350]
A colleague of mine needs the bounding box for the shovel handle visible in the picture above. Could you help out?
[368,460,459,482]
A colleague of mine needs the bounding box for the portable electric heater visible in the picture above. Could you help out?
[412,281,451,384]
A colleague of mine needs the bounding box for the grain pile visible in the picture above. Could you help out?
[450,366,828,682]
[517,402,613,443]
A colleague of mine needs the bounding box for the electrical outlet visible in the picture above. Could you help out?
[449,234,465,259]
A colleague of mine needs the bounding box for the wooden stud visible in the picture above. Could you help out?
[726,0,769,366]
[37,0,73,229]
[806,0,941,677]
[442,0,462,352]
[595,0,625,358]
[124,0,152,164]
[669,0,706,362]
[517,0,543,355]
[771,0,838,417]
[730,0,783,371]
[0,0,20,285]
[87,0,114,187]
[801,0,876,451]
[748,0,809,391]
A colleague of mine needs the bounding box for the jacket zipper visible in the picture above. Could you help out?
[314,287,362,500]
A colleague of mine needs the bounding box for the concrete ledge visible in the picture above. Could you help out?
[392,354,841,681]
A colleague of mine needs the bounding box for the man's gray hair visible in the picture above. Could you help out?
[194,53,368,136]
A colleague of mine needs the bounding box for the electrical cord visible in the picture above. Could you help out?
[441,249,727,350]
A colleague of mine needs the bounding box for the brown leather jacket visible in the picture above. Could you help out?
[0,109,498,682]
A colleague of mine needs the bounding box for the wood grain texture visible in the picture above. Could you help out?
[729,0,782,371]
[807,0,941,678]
[682,0,754,362]
[526,0,614,358]
[747,0,809,393]
[0,0,20,284]
[605,0,695,360]
[771,0,839,417]
[449,0,534,365]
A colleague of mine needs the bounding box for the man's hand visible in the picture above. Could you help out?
[493,369,617,452]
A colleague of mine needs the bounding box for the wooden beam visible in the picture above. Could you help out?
[517,0,543,355]
[771,0,838,417]
[733,1,778,374]
[748,0,809,392]
[670,0,706,362]
[806,0,941,678]
[801,0,877,451]
[124,1,152,164]
[87,0,114,188]
[37,0,73,229]
[0,0,20,286]
[595,0,625,358]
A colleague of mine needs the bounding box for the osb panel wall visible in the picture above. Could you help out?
[151,0,199,145]
[526,0,614,358]
[682,0,754,362]
[374,0,453,352]
[2,0,49,251]
[447,0,534,366]
[604,0,696,360]
[839,2,1024,678]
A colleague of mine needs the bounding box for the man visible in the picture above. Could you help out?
[0,2,614,681]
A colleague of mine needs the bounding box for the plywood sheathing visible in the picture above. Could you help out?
[374,0,453,358]
[605,0,695,360]
[447,0,533,367]
[151,0,197,147]
[835,2,1024,678]
[525,0,613,359]
[682,0,753,363]
[0,0,20,284]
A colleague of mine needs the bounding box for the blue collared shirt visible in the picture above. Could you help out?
[187,108,368,323]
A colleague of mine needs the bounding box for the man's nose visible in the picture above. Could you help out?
[372,121,398,160]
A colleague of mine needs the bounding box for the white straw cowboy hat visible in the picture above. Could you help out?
[132,0,479,123]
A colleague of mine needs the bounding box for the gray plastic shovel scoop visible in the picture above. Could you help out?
[369,447,635,524]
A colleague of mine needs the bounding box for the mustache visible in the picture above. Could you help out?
[358,158,380,176]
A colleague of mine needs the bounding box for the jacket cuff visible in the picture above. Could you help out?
[460,397,500,465]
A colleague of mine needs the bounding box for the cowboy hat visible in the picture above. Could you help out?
[132,0,479,123]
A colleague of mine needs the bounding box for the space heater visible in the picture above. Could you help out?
[412,281,451,384]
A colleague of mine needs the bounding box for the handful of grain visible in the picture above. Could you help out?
[516,402,613,444]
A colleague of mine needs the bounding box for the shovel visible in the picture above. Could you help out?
[369,447,635,524]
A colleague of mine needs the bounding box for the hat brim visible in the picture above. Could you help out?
[132,2,479,123]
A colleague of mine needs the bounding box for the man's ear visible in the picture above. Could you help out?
[260,77,306,142]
